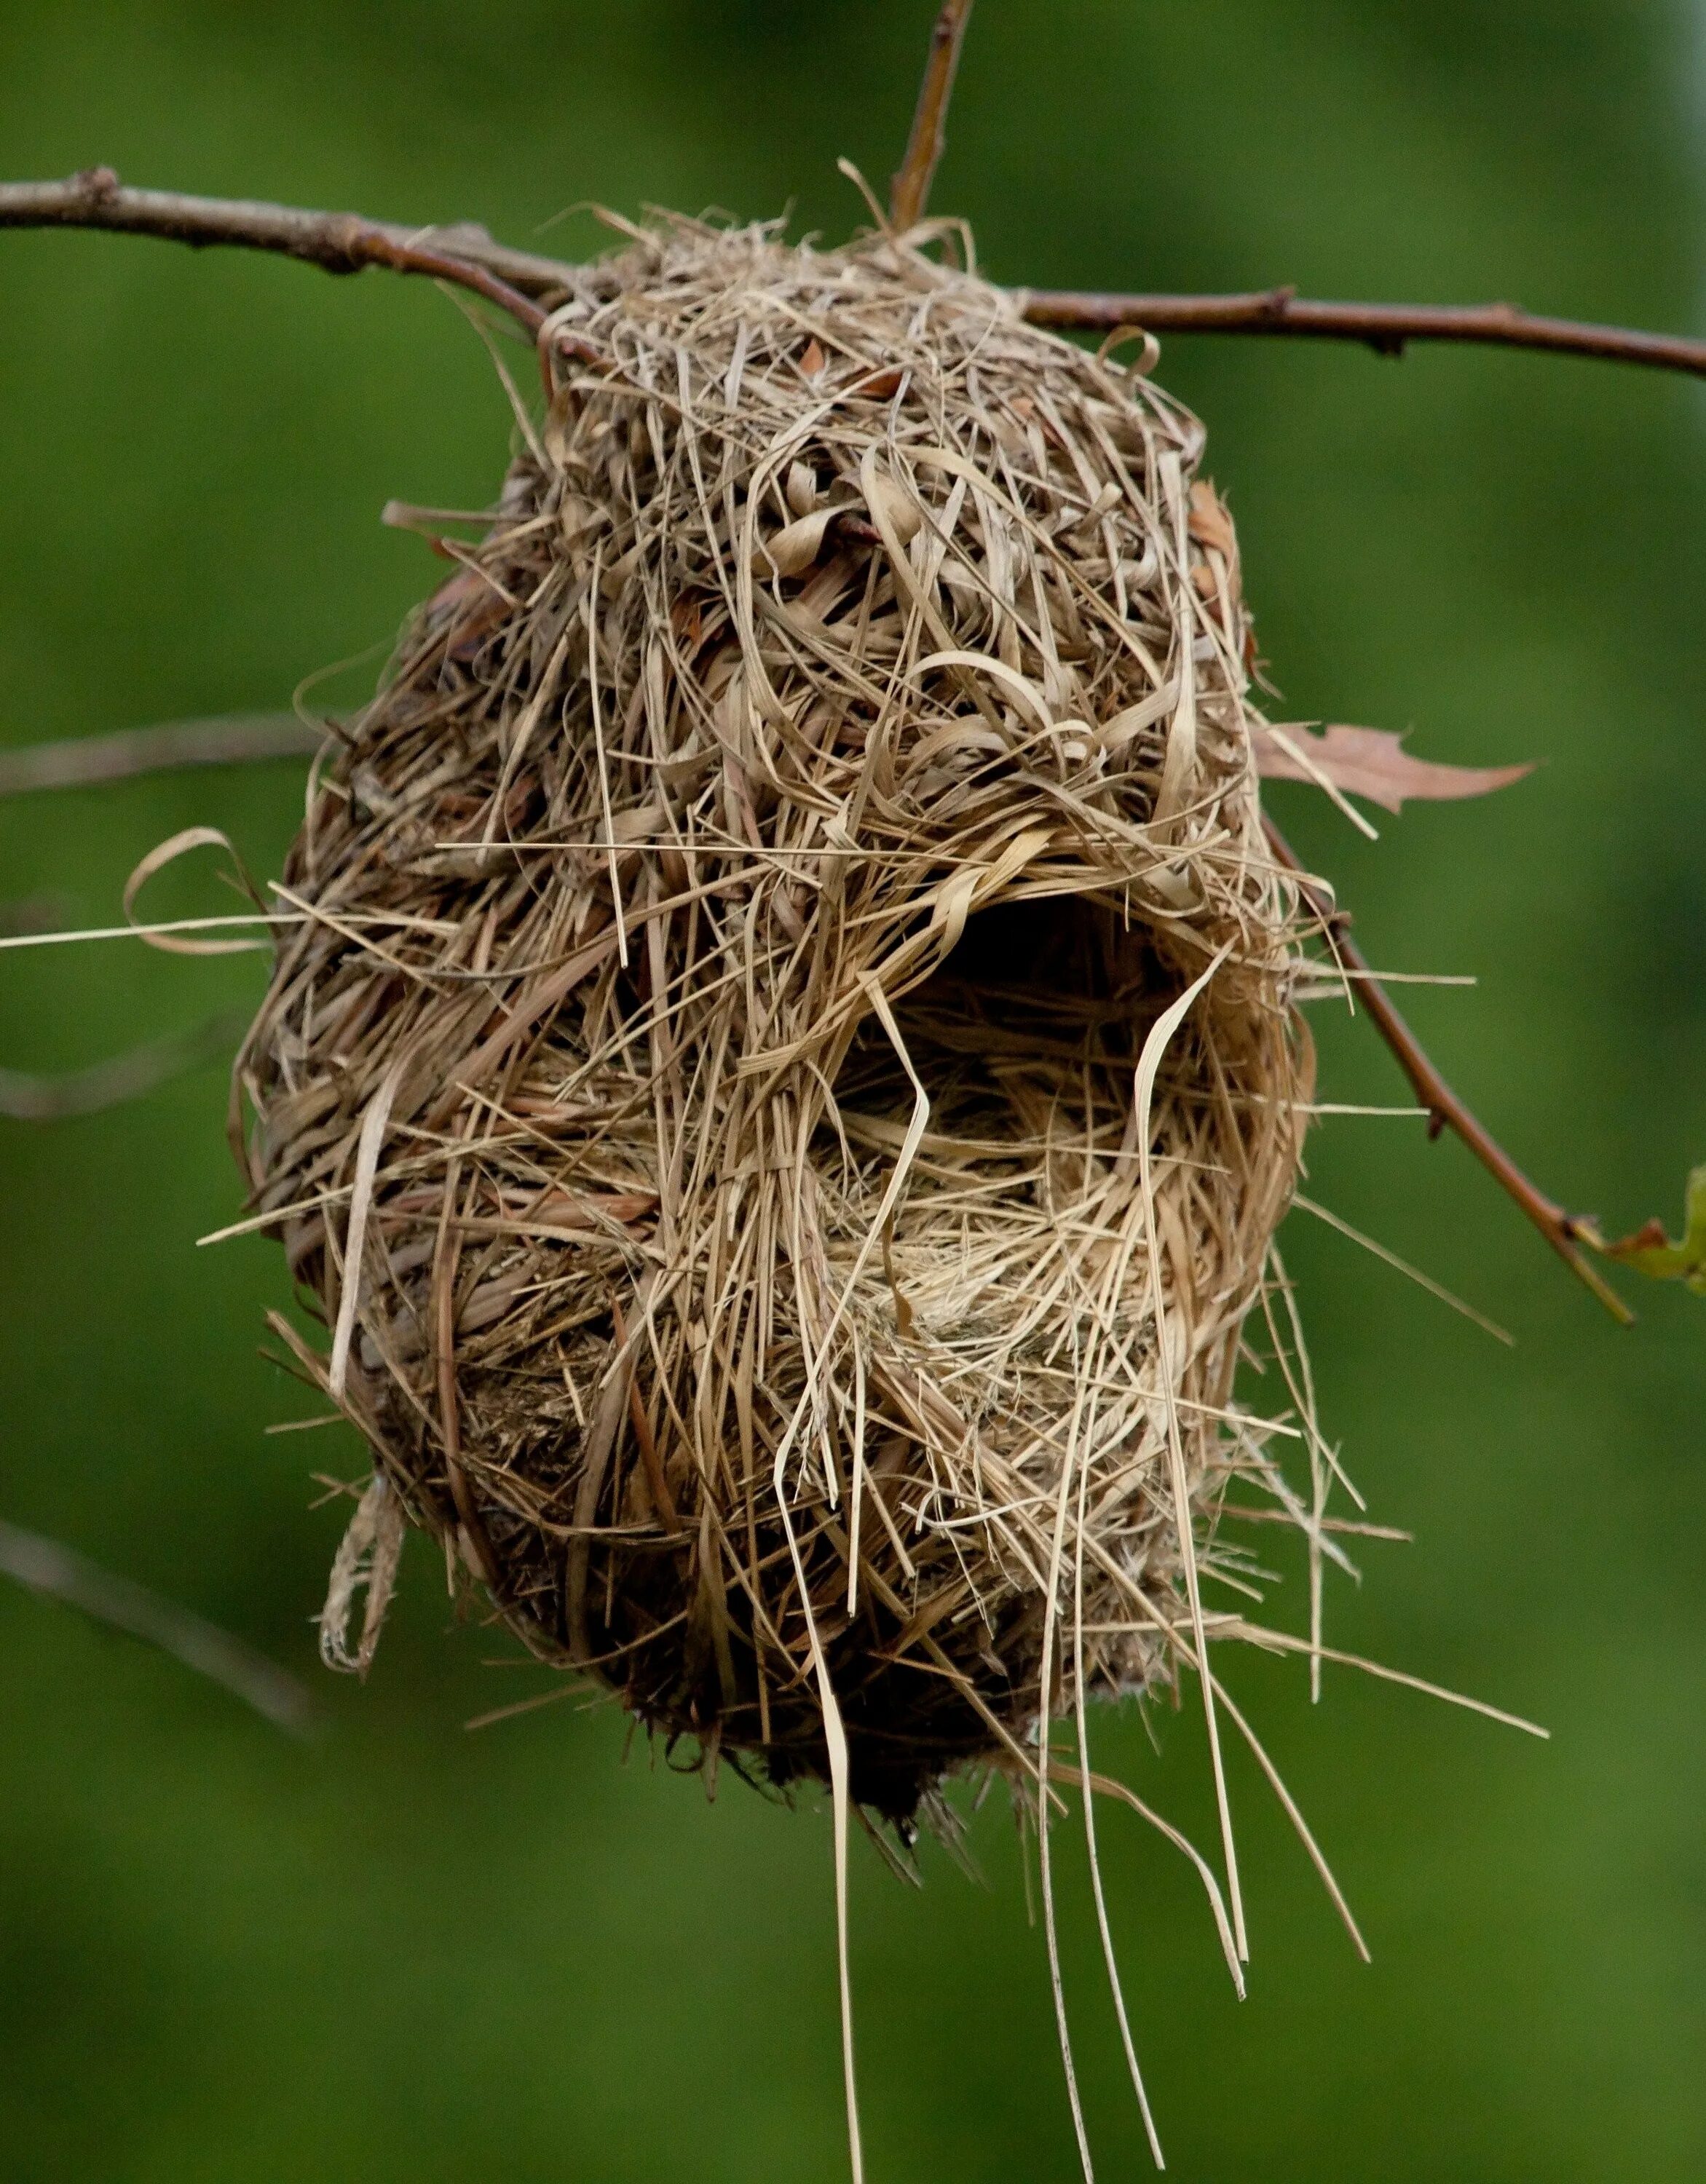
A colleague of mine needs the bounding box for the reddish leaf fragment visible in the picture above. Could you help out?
[1252,723,1532,815]
[670,595,705,652]
[1187,478,1237,561]
[1597,1166,1706,1293]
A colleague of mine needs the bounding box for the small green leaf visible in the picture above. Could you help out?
[1600,1165,1706,1294]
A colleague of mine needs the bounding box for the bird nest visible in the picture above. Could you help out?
[239,214,1312,1824]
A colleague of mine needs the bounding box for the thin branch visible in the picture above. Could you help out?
[0,1007,248,1121]
[1022,284,1706,382]
[1266,818,1632,1321]
[0,1517,316,1734]
[890,1,976,231]
[0,169,553,335]
[0,711,323,796]
[9,172,1706,389]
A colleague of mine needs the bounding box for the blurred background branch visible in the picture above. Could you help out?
[0,1005,248,1120]
[0,711,320,796]
[0,1518,314,1733]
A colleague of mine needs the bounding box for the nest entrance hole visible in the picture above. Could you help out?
[830,893,1189,1222]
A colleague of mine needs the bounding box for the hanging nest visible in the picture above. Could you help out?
[238,213,1313,1825]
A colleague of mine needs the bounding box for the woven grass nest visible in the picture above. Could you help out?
[240,213,1311,1827]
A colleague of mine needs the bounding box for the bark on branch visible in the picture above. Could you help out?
[1022,284,1706,381]
[8,171,1706,387]
[890,1,976,231]
[0,170,558,331]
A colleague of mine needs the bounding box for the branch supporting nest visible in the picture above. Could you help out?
[0,169,555,333]
[1023,284,1706,381]
[7,170,1706,385]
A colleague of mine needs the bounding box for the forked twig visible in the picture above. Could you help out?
[1266,818,1632,1321]
[890,1,976,231]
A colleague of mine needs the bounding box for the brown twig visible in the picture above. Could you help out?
[0,169,554,334]
[890,0,976,231]
[0,711,323,796]
[1265,818,1632,1321]
[0,1516,315,1733]
[9,172,1706,389]
[1022,284,1706,382]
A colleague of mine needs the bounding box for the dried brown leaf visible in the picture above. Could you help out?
[1187,479,1237,560]
[1252,723,1532,815]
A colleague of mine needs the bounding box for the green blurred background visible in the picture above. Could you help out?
[2,3,1703,2177]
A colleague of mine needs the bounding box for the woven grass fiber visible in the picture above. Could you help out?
[239,212,1314,1827]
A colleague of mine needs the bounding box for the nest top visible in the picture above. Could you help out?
[508,214,1279,978]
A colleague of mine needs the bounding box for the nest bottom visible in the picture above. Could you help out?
[317,891,1247,1824]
